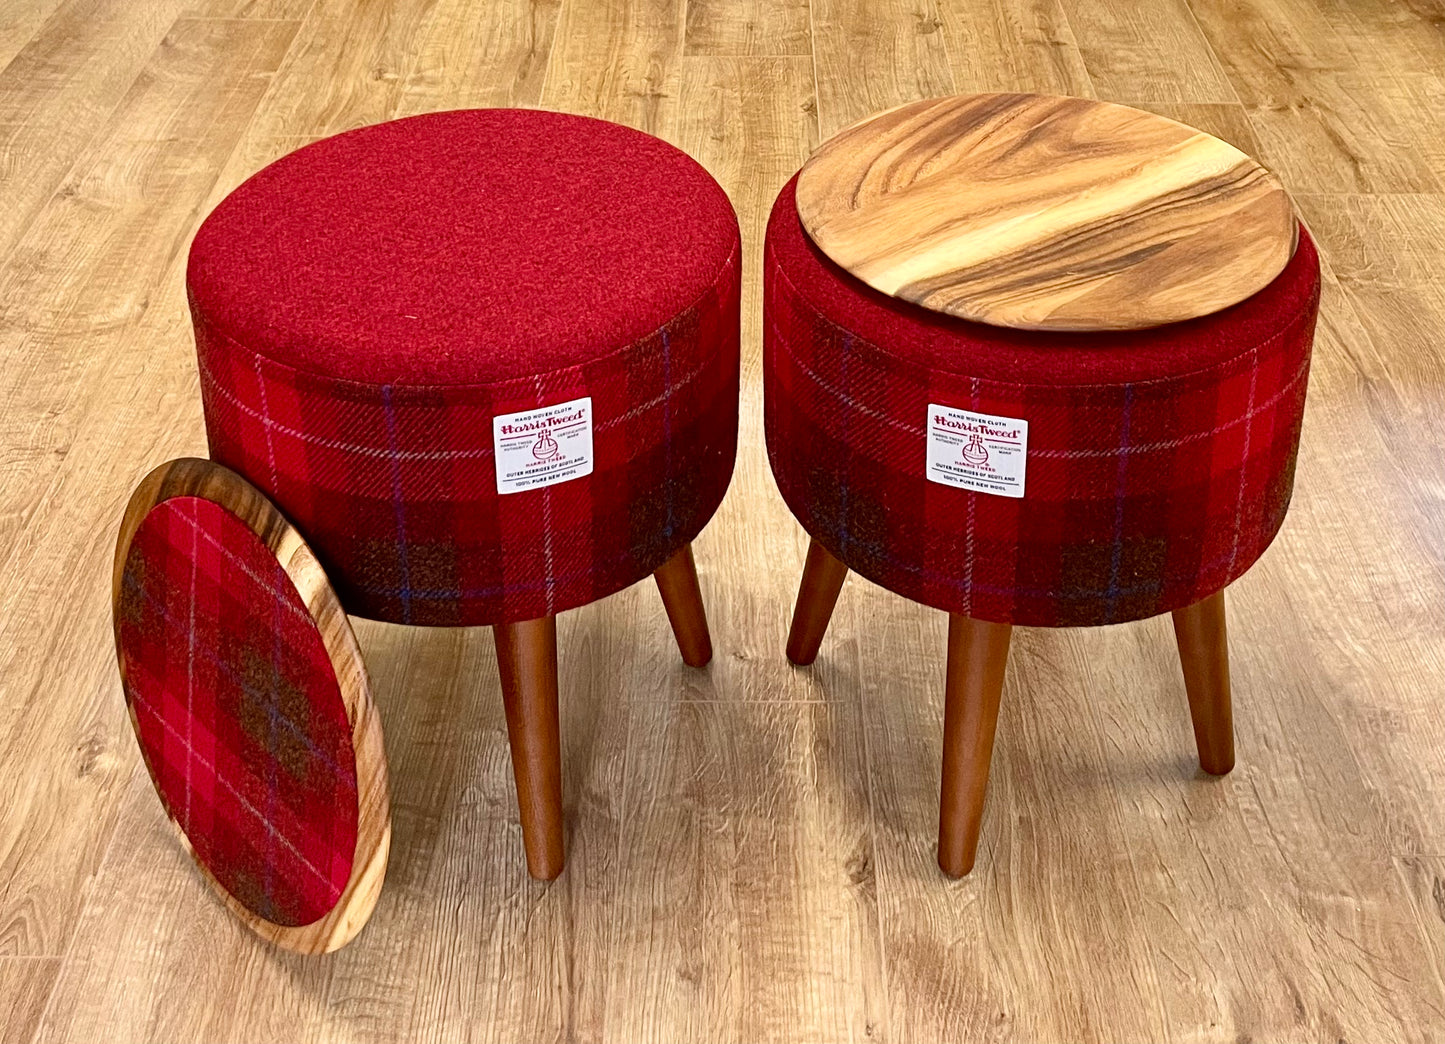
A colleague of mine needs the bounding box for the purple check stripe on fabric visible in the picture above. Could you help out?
[118,495,358,927]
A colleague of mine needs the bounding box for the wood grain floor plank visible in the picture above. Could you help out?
[0,16,297,570]
[936,0,1093,97]
[312,607,633,1044]
[1059,0,1235,103]
[683,0,811,56]
[0,958,59,1044]
[248,0,440,138]
[602,697,885,1043]
[0,0,195,261]
[1396,855,1445,1016]
[31,771,336,1044]
[5,0,1445,1041]
[0,17,297,959]
[395,0,560,114]
[181,0,316,18]
[1078,578,1445,1039]
[1285,194,1445,863]
[809,0,955,138]
[0,0,66,75]
[1187,0,1442,193]
[672,56,820,707]
[539,0,683,136]
[855,593,1171,1042]
[1312,0,1445,73]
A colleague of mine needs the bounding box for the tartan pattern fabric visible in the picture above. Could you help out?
[764,188,1321,627]
[195,247,741,626]
[115,495,358,926]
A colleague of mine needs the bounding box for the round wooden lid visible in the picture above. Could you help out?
[113,458,390,953]
[795,93,1298,331]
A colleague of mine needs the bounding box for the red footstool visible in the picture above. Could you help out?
[113,109,740,949]
[765,94,1321,876]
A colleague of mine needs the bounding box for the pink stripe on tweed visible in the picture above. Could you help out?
[116,495,358,926]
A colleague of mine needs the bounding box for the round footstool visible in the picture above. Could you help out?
[764,94,1321,877]
[113,109,740,948]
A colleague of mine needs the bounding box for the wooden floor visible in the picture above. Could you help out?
[2,0,1444,1040]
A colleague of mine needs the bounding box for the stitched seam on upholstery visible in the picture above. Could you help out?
[197,239,742,393]
[197,346,716,459]
[772,311,1312,457]
[1227,352,1260,576]
[769,255,1320,393]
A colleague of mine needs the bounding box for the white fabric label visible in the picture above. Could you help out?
[493,396,594,494]
[925,403,1028,498]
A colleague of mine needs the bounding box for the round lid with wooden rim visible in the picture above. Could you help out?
[795,93,1298,331]
[112,458,389,954]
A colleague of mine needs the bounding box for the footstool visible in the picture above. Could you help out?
[112,109,741,950]
[764,94,1321,876]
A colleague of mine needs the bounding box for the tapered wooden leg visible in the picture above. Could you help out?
[493,616,565,880]
[1172,589,1235,775]
[654,543,713,668]
[938,613,1012,878]
[786,539,850,665]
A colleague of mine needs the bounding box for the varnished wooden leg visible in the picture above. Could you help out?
[1172,589,1235,775]
[653,543,713,668]
[938,613,1012,878]
[493,616,565,880]
[786,538,849,665]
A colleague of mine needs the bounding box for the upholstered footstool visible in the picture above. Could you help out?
[765,94,1321,876]
[112,109,740,949]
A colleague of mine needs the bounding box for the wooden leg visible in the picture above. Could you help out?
[653,543,713,668]
[493,616,565,880]
[1172,589,1235,776]
[785,538,849,665]
[938,613,1012,878]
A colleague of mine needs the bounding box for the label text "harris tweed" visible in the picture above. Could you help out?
[493,396,595,494]
[926,403,1028,498]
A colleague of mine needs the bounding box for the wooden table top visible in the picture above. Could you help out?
[795,93,1297,331]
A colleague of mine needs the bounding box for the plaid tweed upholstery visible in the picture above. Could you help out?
[764,175,1321,627]
[196,279,740,625]
[188,110,742,626]
[115,494,358,926]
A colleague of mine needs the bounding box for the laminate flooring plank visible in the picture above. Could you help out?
[683,0,811,56]
[1187,0,1442,192]
[539,0,684,137]
[809,0,955,138]
[1059,0,1234,103]
[936,0,1093,97]
[858,594,1171,1042]
[396,0,561,114]
[0,17,299,960]
[0,0,195,260]
[248,0,441,138]
[672,56,821,709]
[600,697,884,1043]
[0,958,59,1044]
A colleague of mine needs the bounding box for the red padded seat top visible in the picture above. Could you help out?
[188,108,738,386]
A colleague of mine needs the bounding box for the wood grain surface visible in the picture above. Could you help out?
[797,92,1298,330]
[112,458,390,954]
[3,0,1445,1041]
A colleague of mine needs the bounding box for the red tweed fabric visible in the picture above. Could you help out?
[765,175,1321,627]
[115,495,358,926]
[188,109,741,626]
